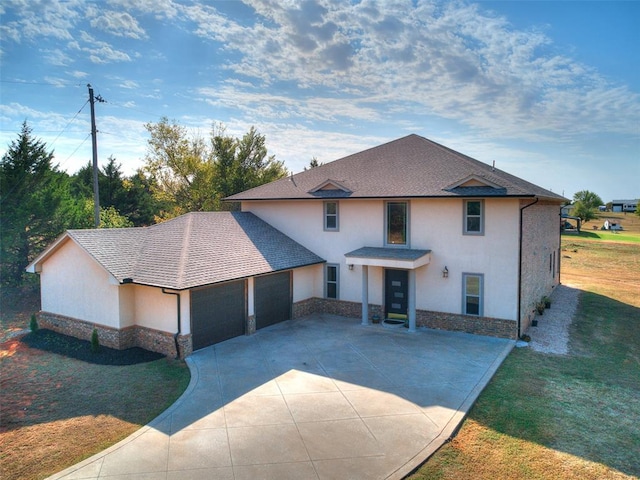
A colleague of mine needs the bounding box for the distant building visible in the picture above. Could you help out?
[611,200,638,213]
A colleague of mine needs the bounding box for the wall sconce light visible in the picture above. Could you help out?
[348,264,354,271]
[442,266,449,278]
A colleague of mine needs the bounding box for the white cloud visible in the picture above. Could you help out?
[87,9,148,39]
[68,70,89,79]
[79,30,132,63]
[0,0,82,42]
[107,0,180,20]
[120,80,140,89]
[42,48,73,66]
[183,0,639,143]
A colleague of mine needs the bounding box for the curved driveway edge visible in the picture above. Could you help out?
[48,315,514,480]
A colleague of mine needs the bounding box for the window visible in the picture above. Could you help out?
[386,201,408,245]
[324,201,339,231]
[325,264,339,299]
[463,273,483,316]
[464,200,484,235]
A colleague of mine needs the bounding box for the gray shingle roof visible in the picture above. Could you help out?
[226,134,566,202]
[66,212,324,290]
[345,247,431,261]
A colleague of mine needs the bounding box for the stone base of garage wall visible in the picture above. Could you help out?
[37,312,191,358]
[293,298,516,339]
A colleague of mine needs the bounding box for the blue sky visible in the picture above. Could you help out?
[1,0,638,203]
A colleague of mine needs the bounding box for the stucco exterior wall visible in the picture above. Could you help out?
[292,264,322,302]
[40,239,122,328]
[520,200,561,330]
[132,285,189,335]
[410,198,520,320]
[244,197,521,321]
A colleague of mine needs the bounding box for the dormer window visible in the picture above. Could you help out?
[324,201,339,231]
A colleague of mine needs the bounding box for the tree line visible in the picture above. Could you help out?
[0,119,288,286]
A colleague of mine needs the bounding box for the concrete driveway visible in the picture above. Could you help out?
[48,314,513,480]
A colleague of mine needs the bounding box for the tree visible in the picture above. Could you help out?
[101,156,128,210]
[74,200,134,229]
[572,190,603,224]
[572,201,598,224]
[211,126,287,210]
[0,122,77,285]
[143,117,215,219]
[72,160,161,226]
[573,190,603,210]
[304,157,323,170]
[143,119,287,217]
[120,170,164,226]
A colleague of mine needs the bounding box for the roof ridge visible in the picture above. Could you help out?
[175,213,194,289]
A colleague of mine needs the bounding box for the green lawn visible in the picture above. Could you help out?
[565,230,640,243]
[410,238,640,480]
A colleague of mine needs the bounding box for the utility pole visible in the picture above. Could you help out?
[88,84,105,228]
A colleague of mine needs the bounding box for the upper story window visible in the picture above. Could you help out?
[386,201,408,246]
[324,201,339,231]
[463,273,483,316]
[464,200,484,235]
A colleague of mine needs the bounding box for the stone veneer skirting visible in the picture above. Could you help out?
[293,298,516,340]
[39,298,515,360]
[37,312,192,358]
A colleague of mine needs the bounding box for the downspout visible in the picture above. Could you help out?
[517,197,539,338]
[558,206,563,284]
[161,288,181,359]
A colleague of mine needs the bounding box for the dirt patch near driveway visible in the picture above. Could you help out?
[0,304,190,480]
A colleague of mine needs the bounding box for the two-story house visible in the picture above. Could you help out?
[27,135,565,357]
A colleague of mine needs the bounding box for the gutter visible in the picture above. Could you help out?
[517,197,539,338]
[161,288,182,359]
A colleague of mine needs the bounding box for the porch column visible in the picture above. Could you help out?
[361,265,369,325]
[408,269,416,332]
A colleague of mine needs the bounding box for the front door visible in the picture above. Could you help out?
[385,269,408,320]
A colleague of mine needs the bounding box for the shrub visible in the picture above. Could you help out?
[91,329,100,353]
[29,314,38,333]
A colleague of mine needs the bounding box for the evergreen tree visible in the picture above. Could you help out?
[0,122,76,285]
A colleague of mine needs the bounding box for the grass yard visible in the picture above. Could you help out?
[574,211,640,244]
[0,287,191,480]
[410,234,640,479]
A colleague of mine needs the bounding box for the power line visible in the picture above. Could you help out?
[58,133,91,169]
[106,100,164,120]
[49,99,89,149]
[0,79,84,87]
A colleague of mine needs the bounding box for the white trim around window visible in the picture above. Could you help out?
[324,201,339,231]
[462,273,484,316]
[325,264,339,299]
[463,199,484,235]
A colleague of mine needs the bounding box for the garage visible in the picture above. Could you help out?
[255,271,292,330]
[191,280,246,350]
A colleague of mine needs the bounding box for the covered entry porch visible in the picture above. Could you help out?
[345,247,432,332]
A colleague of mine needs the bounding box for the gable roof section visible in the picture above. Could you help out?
[226,134,565,202]
[308,179,352,197]
[28,212,325,290]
